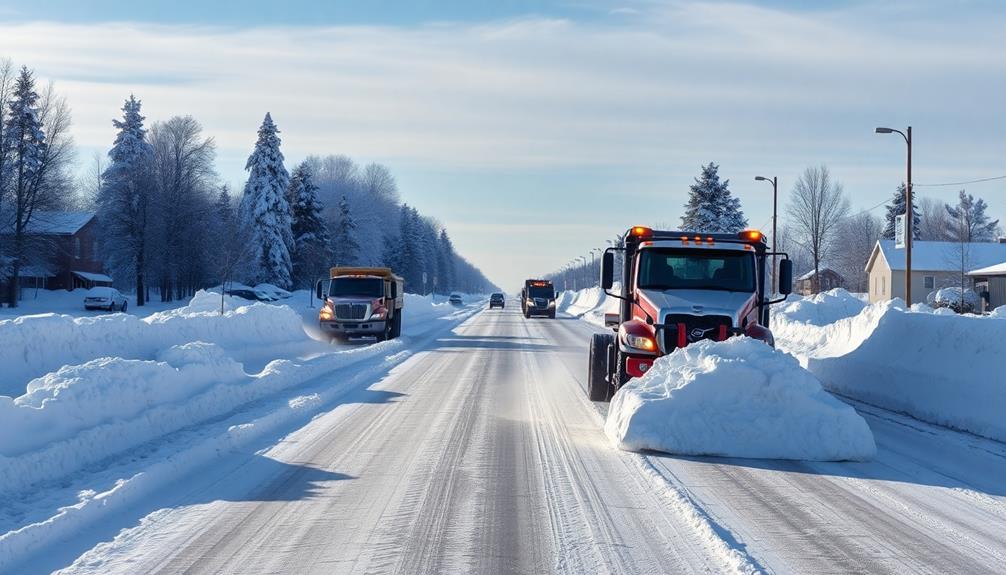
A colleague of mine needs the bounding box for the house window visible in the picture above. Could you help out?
[74,237,81,259]
[924,275,934,289]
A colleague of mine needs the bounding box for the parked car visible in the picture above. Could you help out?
[449,293,464,306]
[489,293,505,309]
[226,288,277,302]
[84,287,128,312]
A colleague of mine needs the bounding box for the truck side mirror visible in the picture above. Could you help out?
[778,259,793,295]
[315,280,324,300]
[600,251,614,290]
[391,282,398,298]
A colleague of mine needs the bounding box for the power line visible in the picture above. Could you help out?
[915,174,1006,187]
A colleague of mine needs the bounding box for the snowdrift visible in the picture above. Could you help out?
[781,300,1006,442]
[0,290,306,397]
[772,288,866,327]
[605,338,876,461]
[556,284,619,326]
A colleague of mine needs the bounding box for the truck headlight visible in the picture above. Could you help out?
[623,333,657,352]
[319,303,334,321]
[370,310,387,320]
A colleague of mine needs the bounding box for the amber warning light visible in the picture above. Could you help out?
[739,230,763,242]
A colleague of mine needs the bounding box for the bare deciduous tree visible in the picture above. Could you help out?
[834,212,883,292]
[917,195,951,241]
[786,165,850,293]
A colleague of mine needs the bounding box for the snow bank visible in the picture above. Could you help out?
[772,288,866,326]
[0,290,306,397]
[605,338,876,461]
[557,284,619,326]
[784,301,1006,441]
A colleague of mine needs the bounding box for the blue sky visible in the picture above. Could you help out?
[1,0,1004,290]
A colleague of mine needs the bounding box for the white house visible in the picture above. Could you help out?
[864,240,1006,303]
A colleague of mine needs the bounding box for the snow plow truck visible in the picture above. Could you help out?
[587,226,793,401]
[316,267,404,342]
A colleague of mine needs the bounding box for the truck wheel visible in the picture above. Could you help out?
[390,311,402,338]
[524,307,531,319]
[613,349,630,389]
[588,334,615,401]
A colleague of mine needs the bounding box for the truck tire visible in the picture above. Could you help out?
[588,334,615,401]
[523,307,531,319]
[390,310,402,338]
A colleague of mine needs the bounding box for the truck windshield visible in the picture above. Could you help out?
[330,278,384,298]
[528,286,554,299]
[637,248,755,292]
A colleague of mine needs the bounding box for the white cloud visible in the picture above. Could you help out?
[0,1,1003,289]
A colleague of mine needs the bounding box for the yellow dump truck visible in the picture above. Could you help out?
[315,267,405,342]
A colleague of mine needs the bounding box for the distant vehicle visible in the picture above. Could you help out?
[520,279,556,318]
[489,293,505,309]
[316,267,404,342]
[84,287,128,312]
[254,283,293,300]
[449,293,464,306]
[226,288,277,302]
[586,226,793,401]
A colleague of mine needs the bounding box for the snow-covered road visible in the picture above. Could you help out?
[12,303,1006,574]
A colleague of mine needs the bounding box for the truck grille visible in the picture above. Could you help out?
[534,298,547,307]
[335,303,369,320]
[660,314,732,351]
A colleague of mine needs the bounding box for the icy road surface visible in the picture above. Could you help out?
[23,304,1006,574]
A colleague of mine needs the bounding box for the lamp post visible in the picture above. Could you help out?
[876,126,913,305]
[577,256,587,290]
[755,175,778,294]
[591,248,603,287]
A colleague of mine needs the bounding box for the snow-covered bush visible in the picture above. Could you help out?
[932,286,979,314]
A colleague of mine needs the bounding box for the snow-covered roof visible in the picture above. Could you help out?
[967,261,1006,277]
[796,267,838,281]
[871,240,1006,273]
[13,211,96,236]
[72,271,113,283]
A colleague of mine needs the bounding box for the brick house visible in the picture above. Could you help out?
[2,211,111,293]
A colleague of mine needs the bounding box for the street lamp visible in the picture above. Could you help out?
[876,126,913,305]
[591,248,604,287]
[577,256,587,290]
[755,175,778,294]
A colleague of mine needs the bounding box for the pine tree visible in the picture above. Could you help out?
[331,195,360,267]
[680,162,747,233]
[96,95,154,305]
[287,162,332,287]
[945,190,1000,242]
[881,184,920,240]
[3,67,48,306]
[436,229,456,294]
[239,113,293,289]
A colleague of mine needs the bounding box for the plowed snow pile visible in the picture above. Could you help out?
[605,337,876,461]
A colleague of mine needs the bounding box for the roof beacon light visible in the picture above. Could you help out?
[739,229,763,242]
[631,226,652,239]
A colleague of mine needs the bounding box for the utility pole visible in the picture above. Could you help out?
[876,125,913,305]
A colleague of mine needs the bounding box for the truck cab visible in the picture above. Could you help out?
[316,267,404,342]
[587,226,793,401]
[521,279,556,319]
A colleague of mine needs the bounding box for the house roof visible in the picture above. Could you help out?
[967,261,1006,277]
[797,266,838,281]
[5,211,96,236]
[868,240,1006,273]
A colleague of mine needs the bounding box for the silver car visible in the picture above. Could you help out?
[84,287,128,312]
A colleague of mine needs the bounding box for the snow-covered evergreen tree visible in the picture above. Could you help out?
[96,95,154,304]
[331,195,359,267]
[680,163,747,233]
[881,184,920,240]
[239,113,293,289]
[436,229,456,294]
[3,66,48,306]
[945,190,1000,242]
[287,162,332,287]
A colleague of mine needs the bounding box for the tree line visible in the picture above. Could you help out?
[0,61,497,307]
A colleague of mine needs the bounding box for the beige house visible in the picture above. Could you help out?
[865,240,1006,304]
